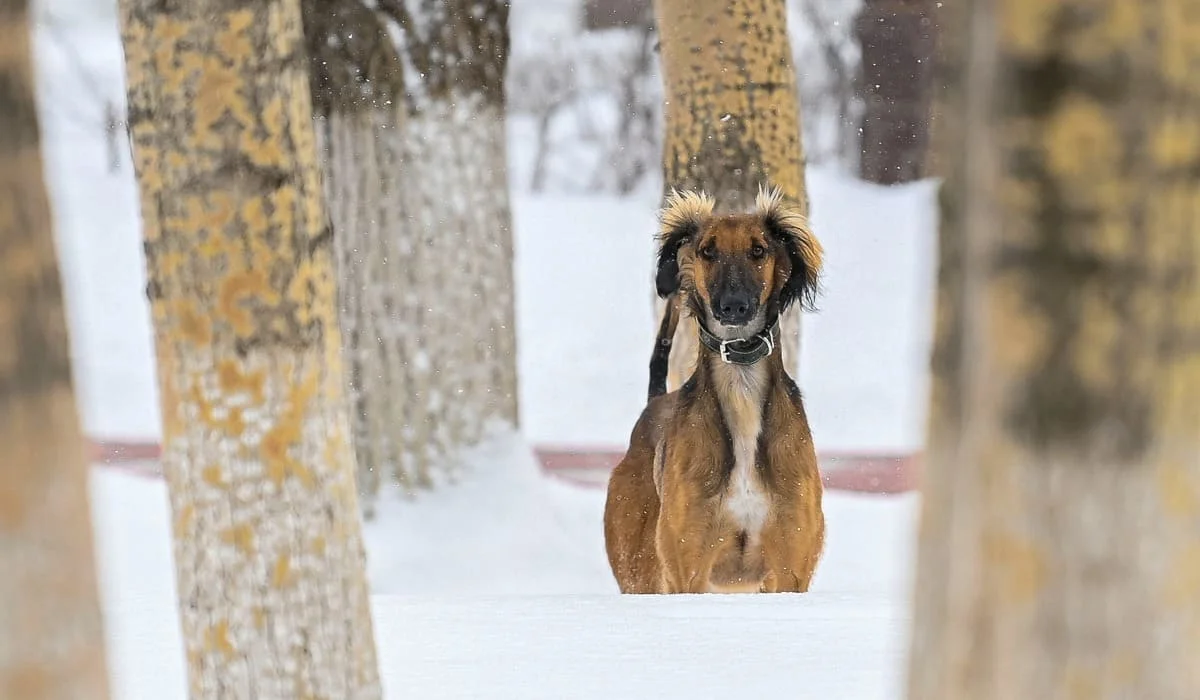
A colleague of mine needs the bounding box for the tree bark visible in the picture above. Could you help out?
[304,0,436,507]
[315,108,435,505]
[117,1,381,697]
[854,0,936,185]
[381,0,520,431]
[907,1,1200,698]
[0,2,112,697]
[312,0,519,505]
[653,0,809,388]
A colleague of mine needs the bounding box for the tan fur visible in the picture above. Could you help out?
[605,188,825,594]
[756,184,823,278]
[659,188,715,241]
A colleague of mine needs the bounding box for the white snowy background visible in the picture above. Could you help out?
[31,0,938,696]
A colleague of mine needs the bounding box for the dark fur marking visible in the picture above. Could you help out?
[710,361,737,498]
[647,336,672,400]
[655,222,696,298]
[754,385,777,490]
[684,293,706,325]
[763,213,822,313]
[684,358,733,499]
[648,297,679,400]
[782,375,805,412]
[707,408,736,499]
[679,372,700,404]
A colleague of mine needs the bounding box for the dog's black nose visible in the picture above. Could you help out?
[715,292,755,325]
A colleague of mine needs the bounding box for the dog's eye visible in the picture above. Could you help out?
[699,244,716,261]
[750,244,766,259]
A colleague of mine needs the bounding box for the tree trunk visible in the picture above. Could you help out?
[316,109,439,505]
[303,0,439,507]
[907,1,1200,698]
[381,0,520,432]
[653,0,808,389]
[0,2,112,697]
[117,1,381,697]
[398,100,519,429]
[314,0,519,506]
[854,0,936,185]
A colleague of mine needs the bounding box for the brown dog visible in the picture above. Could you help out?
[604,186,826,594]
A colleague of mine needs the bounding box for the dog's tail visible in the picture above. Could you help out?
[648,293,681,400]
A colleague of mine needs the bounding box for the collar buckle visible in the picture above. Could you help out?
[701,317,778,366]
[719,339,734,364]
[718,331,773,364]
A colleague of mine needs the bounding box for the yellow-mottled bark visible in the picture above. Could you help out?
[117,0,381,696]
[0,2,112,698]
[908,1,1200,699]
[653,0,809,388]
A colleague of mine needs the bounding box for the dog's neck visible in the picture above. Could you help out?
[693,311,780,410]
[703,345,772,408]
[697,315,774,540]
[695,310,779,367]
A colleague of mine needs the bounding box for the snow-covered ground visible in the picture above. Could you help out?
[92,432,919,699]
[104,592,910,699]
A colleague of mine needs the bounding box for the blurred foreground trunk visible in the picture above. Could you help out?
[907,1,1200,698]
[0,1,111,696]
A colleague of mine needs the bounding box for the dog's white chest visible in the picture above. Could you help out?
[715,363,770,535]
[725,445,769,534]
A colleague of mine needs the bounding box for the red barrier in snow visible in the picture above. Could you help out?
[87,439,920,494]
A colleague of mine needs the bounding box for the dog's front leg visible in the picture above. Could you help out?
[655,502,718,593]
[759,517,822,593]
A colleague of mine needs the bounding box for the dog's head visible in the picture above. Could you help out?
[655,185,823,336]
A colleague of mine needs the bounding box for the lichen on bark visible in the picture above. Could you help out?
[117,0,381,695]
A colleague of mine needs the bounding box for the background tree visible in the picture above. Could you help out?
[117,0,381,695]
[853,0,936,184]
[0,1,111,695]
[302,0,419,510]
[378,0,519,433]
[907,1,1200,698]
[309,0,519,505]
[653,0,809,388]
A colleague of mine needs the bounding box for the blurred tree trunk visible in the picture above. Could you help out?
[907,1,1200,698]
[383,0,519,437]
[0,2,111,696]
[654,0,809,389]
[854,0,936,184]
[117,0,381,696]
[352,0,518,493]
[303,0,433,512]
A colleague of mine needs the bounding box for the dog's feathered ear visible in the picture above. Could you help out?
[655,188,714,298]
[756,184,823,312]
